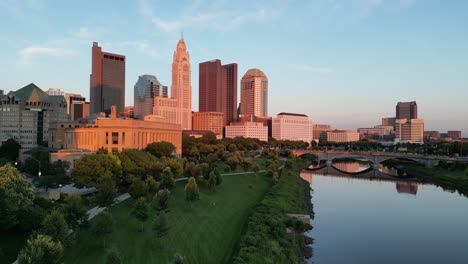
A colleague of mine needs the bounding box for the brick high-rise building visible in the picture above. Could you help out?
[240,68,268,118]
[90,42,125,116]
[396,101,417,120]
[448,131,462,140]
[171,37,192,130]
[198,60,238,126]
[192,112,224,136]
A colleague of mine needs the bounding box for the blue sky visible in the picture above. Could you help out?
[1,0,467,136]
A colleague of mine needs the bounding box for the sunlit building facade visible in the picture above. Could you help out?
[225,121,268,142]
[240,68,268,118]
[192,112,224,136]
[134,74,168,119]
[326,130,360,143]
[395,118,424,143]
[272,113,313,143]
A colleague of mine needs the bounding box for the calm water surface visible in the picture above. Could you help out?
[303,162,468,264]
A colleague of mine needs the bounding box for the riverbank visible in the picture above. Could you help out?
[384,161,468,197]
[232,158,314,263]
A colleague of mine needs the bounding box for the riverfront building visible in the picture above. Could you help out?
[272,113,313,143]
[90,42,126,116]
[48,106,182,154]
[134,74,168,119]
[192,112,224,136]
[0,83,69,151]
[240,68,268,118]
[326,130,360,143]
[313,124,331,140]
[225,121,268,142]
[448,131,462,140]
[199,60,238,126]
[395,118,424,143]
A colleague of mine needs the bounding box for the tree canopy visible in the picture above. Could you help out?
[0,164,34,230]
[146,141,176,158]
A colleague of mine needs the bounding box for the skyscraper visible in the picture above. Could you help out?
[396,101,417,120]
[134,74,168,119]
[395,118,424,143]
[199,60,238,126]
[240,68,268,118]
[90,42,125,116]
[171,37,192,130]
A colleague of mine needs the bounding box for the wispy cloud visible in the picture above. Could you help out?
[138,0,281,33]
[19,46,73,60]
[120,41,160,58]
[290,64,334,74]
[75,27,91,40]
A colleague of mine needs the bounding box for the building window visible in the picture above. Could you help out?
[122,132,125,145]
[112,132,118,144]
[106,132,109,144]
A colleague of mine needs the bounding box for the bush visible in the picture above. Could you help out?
[184,177,199,202]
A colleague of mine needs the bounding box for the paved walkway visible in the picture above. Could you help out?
[87,193,130,220]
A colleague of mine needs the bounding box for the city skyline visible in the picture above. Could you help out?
[1,1,467,135]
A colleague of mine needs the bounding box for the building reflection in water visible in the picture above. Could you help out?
[301,164,423,196]
[395,181,419,195]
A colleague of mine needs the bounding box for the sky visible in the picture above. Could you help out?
[1,0,467,136]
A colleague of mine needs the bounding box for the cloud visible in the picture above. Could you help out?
[120,41,160,58]
[290,64,334,74]
[75,27,91,39]
[138,0,281,33]
[19,46,73,60]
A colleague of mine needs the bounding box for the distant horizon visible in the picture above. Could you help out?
[1,0,467,136]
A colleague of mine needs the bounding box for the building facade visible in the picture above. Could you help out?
[448,131,462,140]
[395,118,424,143]
[0,83,69,151]
[272,113,313,143]
[424,131,440,142]
[90,42,126,116]
[199,60,237,126]
[225,121,268,142]
[192,112,224,136]
[133,74,168,119]
[396,101,417,120]
[49,106,182,154]
[382,117,396,127]
[171,38,192,130]
[326,130,360,143]
[240,68,268,118]
[313,124,331,140]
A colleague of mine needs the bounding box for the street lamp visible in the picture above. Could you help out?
[31,157,41,177]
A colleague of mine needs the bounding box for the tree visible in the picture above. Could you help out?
[91,210,114,248]
[18,235,63,264]
[129,178,149,199]
[207,171,217,191]
[106,249,121,264]
[96,177,118,207]
[465,168,468,177]
[252,164,260,175]
[153,189,170,210]
[171,253,186,264]
[241,159,252,171]
[184,177,199,202]
[61,194,88,230]
[39,210,69,243]
[272,172,279,184]
[160,167,175,189]
[214,169,222,186]
[71,153,123,188]
[0,138,21,161]
[228,144,238,152]
[0,164,34,230]
[200,131,217,145]
[153,212,169,239]
[146,141,176,157]
[132,197,149,231]
[18,204,47,232]
[146,176,159,194]
[23,146,51,176]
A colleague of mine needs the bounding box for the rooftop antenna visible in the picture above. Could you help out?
[181,30,184,40]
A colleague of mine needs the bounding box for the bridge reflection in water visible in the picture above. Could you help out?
[301,162,422,195]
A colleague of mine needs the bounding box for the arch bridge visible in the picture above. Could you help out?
[292,150,468,168]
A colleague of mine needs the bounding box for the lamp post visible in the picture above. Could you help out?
[31,157,41,177]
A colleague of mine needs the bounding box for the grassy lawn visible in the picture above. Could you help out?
[0,229,29,263]
[62,173,271,264]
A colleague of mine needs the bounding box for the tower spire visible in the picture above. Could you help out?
[181,30,184,40]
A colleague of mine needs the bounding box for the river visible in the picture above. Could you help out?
[302,161,468,264]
